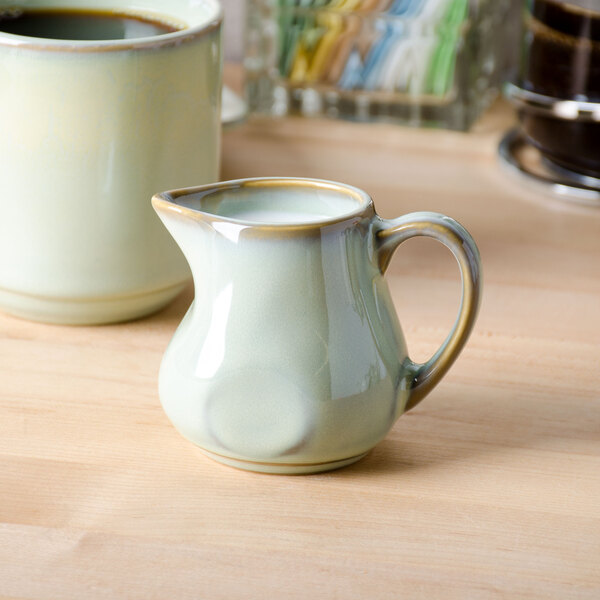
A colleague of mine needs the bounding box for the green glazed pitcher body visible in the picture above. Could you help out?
[153,178,481,474]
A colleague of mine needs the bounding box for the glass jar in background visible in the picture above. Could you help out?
[245,0,517,131]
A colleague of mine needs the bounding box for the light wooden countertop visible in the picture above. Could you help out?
[1,72,599,598]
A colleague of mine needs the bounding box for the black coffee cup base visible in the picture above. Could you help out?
[519,111,600,179]
[498,127,600,207]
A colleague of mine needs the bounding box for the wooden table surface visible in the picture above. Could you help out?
[1,71,599,598]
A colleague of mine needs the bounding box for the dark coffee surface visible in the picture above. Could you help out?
[522,0,600,100]
[0,9,181,40]
[532,0,600,41]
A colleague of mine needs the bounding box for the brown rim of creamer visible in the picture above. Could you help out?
[152,177,376,234]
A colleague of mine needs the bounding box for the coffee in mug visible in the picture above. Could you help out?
[0,8,182,40]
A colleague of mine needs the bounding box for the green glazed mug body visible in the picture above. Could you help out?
[0,0,222,324]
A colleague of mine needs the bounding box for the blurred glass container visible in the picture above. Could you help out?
[244,0,516,130]
[520,0,600,101]
[512,0,600,177]
[499,0,600,205]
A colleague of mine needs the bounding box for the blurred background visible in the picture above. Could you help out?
[222,0,245,60]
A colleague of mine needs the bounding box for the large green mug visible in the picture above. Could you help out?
[0,0,222,324]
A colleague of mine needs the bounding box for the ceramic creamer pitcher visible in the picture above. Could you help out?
[152,178,482,474]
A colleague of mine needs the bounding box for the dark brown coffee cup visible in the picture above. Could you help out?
[513,1,600,177]
[521,0,600,101]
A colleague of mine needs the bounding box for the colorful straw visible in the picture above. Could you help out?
[277,0,468,96]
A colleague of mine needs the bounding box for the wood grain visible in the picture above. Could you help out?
[0,67,599,598]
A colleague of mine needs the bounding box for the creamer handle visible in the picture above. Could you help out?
[375,212,482,411]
